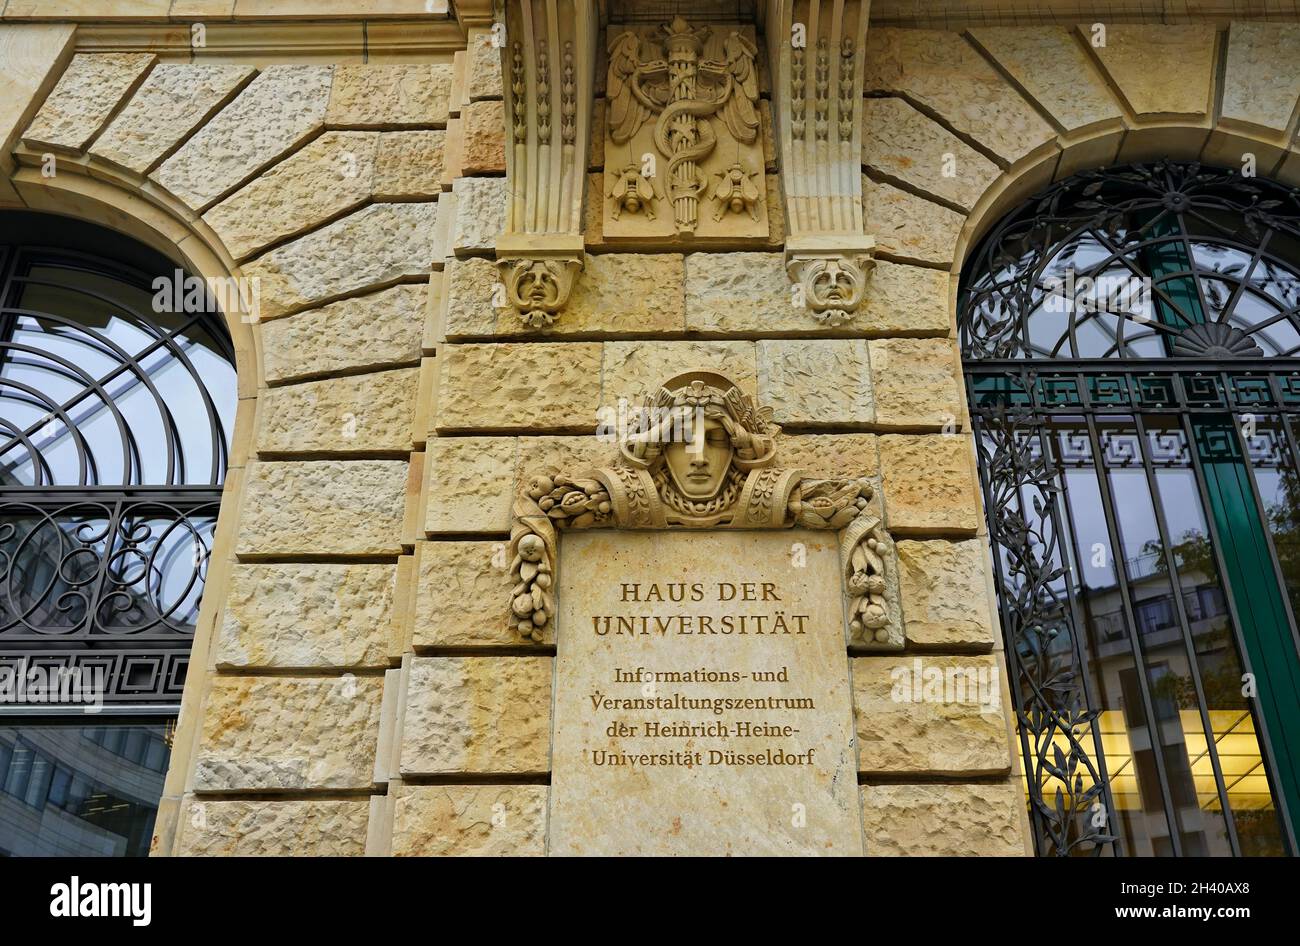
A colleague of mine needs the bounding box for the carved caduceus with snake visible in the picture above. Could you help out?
[606,17,760,235]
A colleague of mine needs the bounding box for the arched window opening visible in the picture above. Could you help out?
[961,162,1300,857]
[0,211,236,856]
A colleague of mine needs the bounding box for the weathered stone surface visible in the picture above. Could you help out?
[412,540,528,646]
[0,24,75,164]
[853,655,1010,775]
[204,131,378,260]
[602,340,755,405]
[509,253,683,336]
[1221,22,1300,134]
[400,656,552,774]
[325,63,453,126]
[24,52,154,152]
[683,252,791,333]
[860,782,1025,856]
[868,338,961,428]
[862,97,999,211]
[436,342,602,432]
[237,460,408,556]
[93,63,253,173]
[243,202,437,318]
[778,433,879,477]
[461,98,505,174]
[217,563,395,668]
[969,27,1123,132]
[896,539,996,649]
[424,436,516,534]
[515,435,611,493]
[193,676,384,791]
[391,785,547,856]
[879,434,981,534]
[1086,25,1215,118]
[465,33,503,101]
[864,28,1053,163]
[550,530,864,855]
[757,339,874,427]
[257,368,417,455]
[261,283,426,384]
[441,256,499,338]
[860,261,950,336]
[863,176,964,266]
[175,799,369,856]
[374,129,445,198]
[154,66,332,209]
[452,176,508,253]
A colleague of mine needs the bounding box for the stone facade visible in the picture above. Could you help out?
[5,0,1296,858]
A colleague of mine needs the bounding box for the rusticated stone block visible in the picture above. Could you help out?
[257,367,418,455]
[862,97,999,211]
[860,782,1026,856]
[852,655,1010,775]
[392,784,547,856]
[969,27,1122,133]
[24,52,154,152]
[175,799,370,856]
[193,676,385,791]
[442,256,499,338]
[859,261,950,336]
[515,435,612,493]
[896,539,996,649]
[864,28,1053,163]
[261,284,426,384]
[217,563,395,669]
[451,176,508,253]
[602,340,755,406]
[683,252,792,333]
[465,33,503,101]
[400,656,552,775]
[325,63,453,127]
[868,338,961,429]
[879,434,981,534]
[93,62,253,173]
[424,436,516,534]
[237,460,408,556]
[777,433,879,477]
[435,343,602,433]
[204,130,378,260]
[154,65,332,209]
[757,339,874,427]
[1220,22,1300,134]
[863,176,964,266]
[242,202,437,319]
[412,540,526,646]
[375,129,446,198]
[461,98,505,174]
[1085,25,1215,118]
[500,253,685,336]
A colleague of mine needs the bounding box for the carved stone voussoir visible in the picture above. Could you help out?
[506,371,901,649]
[602,18,769,243]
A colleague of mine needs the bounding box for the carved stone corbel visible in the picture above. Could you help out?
[495,1,597,327]
[506,371,903,649]
[766,1,875,325]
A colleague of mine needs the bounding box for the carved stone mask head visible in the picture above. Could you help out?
[663,412,734,500]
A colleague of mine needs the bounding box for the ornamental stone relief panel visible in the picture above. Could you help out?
[602,18,770,243]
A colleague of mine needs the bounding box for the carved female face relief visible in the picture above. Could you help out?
[663,413,734,500]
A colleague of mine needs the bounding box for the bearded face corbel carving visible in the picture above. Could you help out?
[498,256,583,328]
[789,255,874,327]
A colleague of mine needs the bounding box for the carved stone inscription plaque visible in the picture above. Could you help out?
[549,529,864,855]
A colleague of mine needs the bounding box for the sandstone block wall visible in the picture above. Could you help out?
[6,7,1296,857]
